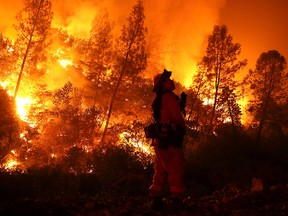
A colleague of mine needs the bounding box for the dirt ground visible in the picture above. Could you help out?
[1,183,288,216]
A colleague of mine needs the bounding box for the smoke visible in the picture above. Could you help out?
[0,0,226,87]
[0,0,24,40]
[143,0,226,86]
[51,0,227,86]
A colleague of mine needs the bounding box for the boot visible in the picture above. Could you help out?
[149,196,164,210]
[169,197,186,211]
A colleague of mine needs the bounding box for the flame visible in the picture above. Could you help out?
[0,80,10,89]
[119,132,152,156]
[3,159,19,171]
[55,48,73,68]
[0,81,35,123]
[203,97,213,106]
[15,96,33,122]
[58,59,73,68]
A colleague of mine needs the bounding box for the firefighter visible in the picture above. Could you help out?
[148,69,186,210]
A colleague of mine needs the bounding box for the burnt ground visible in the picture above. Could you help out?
[0,183,288,216]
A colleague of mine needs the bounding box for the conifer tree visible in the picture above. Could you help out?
[244,50,287,144]
[13,0,53,98]
[101,0,148,144]
[197,25,247,134]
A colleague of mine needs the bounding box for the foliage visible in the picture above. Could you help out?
[0,34,15,80]
[90,144,153,194]
[244,50,288,144]
[13,0,53,97]
[115,0,148,77]
[14,0,53,66]
[185,125,288,195]
[87,11,114,82]
[0,88,21,161]
[101,0,148,143]
[73,11,116,113]
[195,25,247,134]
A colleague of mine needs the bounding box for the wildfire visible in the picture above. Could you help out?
[58,59,73,68]
[119,132,152,155]
[0,80,10,89]
[0,80,35,122]
[203,97,213,106]
[55,48,73,69]
[3,159,20,171]
[15,96,33,122]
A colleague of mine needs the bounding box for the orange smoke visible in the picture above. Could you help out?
[51,0,227,87]
[0,0,226,88]
[54,0,224,86]
[144,0,226,86]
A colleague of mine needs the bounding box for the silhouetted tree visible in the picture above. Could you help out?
[101,0,148,144]
[87,11,114,93]
[244,50,287,144]
[83,12,114,143]
[0,34,15,81]
[13,0,53,98]
[197,25,247,134]
[217,87,242,135]
[32,82,96,165]
[189,63,213,133]
[0,88,21,161]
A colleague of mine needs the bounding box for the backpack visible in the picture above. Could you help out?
[152,91,187,123]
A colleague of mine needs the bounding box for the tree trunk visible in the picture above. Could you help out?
[14,0,44,98]
[100,41,134,145]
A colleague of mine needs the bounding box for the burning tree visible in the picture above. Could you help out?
[87,11,114,92]
[0,0,158,170]
[85,12,114,143]
[0,34,15,81]
[13,0,53,98]
[195,25,247,135]
[101,0,148,144]
[0,87,21,163]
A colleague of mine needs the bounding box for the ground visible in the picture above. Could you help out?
[1,183,288,216]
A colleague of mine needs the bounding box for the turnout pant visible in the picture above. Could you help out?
[149,143,185,198]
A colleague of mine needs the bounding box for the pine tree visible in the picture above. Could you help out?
[101,0,148,144]
[244,50,287,144]
[13,0,53,98]
[198,25,247,134]
[87,11,114,106]
[0,87,20,161]
[0,34,15,81]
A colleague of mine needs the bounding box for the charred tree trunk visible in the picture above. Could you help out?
[100,41,134,145]
[14,0,44,98]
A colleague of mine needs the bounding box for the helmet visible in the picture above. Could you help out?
[152,69,172,92]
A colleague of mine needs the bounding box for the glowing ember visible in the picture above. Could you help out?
[223,117,232,123]
[8,46,14,52]
[4,159,19,171]
[58,59,73,68]
[0,80,9,89]
[119,132,152,155]
[203,98,213,106]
